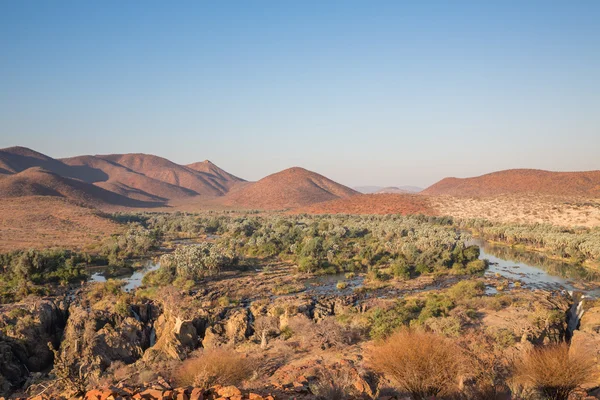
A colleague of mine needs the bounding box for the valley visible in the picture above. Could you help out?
[1,147,600,399]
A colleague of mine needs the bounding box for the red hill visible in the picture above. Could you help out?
[0,167,160,208]
[96,153,241,196]
[296,193,436,215]
[422,169,600,197]
[221,167,358,210]
[186,160,245,191]
[62,155,196,202]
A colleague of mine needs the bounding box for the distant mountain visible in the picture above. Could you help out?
[296,193,435,215]
[221,167,358,210]
[61,155,198,202]
[422,169,600,197]
[0,146,100,180]
[95,153,242,197]
[354,185,422,194]
[0,167,160,208]
[186,160,246,191]
[0,146,245,207]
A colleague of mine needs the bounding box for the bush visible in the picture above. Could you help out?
[158,243,237,282]
[514,343,597,400]
[367,329,463,400]
[310,366,361,400]
[369,299,422,340]
[176,348,254,388]
[286,316,354,350]
[447,280,485,302]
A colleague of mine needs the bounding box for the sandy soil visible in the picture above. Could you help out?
[429,194,600,227]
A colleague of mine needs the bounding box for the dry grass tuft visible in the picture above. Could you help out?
[366,329,463,400]
[513,343,597,400]
[176,348,254,388]
[310,367,361,400]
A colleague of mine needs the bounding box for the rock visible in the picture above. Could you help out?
[189,388,203,400]
[570,305,600,389]
[225,309,251,343]
[215,386,241,397]
[139,388,165,399]
[84,389,103,399]
[0,297,67,391]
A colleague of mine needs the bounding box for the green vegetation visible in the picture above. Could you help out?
[0,249,93,302]
[368,280,487,340]
[143,243,237,286]
[146,213,486,279]
[460,219,600,265]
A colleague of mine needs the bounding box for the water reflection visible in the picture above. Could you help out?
[469,239,600,296]
[89,260,160,292]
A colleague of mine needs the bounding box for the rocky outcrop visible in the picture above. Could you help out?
[0,298,68,395]
[56,302,151,381]
[144,314,200,361]
[570,304,600,389]
[18,383,278,400]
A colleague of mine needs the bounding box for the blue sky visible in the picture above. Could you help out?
[1,1,599,187]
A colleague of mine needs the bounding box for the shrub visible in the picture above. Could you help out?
[513,343,597,400]
[272,283,304,295]
[391,259,411,280]
[336,281,347,290]
[368,299,422,340]
[447,280,485,302]
[466,259,488,274]
[458,333,512,399]
[176,348,254,388]
[367,329,463,400]
[159,243,236,282]
[286,316,353,350]
[310,366,361,400]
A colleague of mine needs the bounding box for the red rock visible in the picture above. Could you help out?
[189,388,203,400]
[85,390,103,400]
[139,388,165,399]
[216,386,241,398]
[248,394,264,400]
[157,377,172,390]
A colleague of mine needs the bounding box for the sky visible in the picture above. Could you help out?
[1,1,599,188]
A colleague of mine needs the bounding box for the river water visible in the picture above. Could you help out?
[470,239,600,297]
[87,238,600,297]
[89,260,160,292]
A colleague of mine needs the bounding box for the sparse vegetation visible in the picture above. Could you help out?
[367,329,463,399]
[176,348,254,388]
[514,343,597,400]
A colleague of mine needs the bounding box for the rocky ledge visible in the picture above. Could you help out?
[10,383,276,400]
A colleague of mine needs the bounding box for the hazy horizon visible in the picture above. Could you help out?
[2,1,599,187]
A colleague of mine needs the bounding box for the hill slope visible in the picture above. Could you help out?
[0,146,105,181]
[355,185,422,194]
[296,193,436,215]
[186,160,245,191]
[221,167,358,209]
[0,196,120,252]
[62,155,197,201]
[96,153,240,196]
[0,167,160,208]
[422,169,600,197]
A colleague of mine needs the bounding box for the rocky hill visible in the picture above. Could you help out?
[0,146,246,208]
[0,167,160,208]
[220,167,358,210]
[422,169,600,197]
